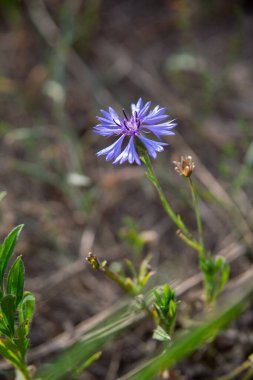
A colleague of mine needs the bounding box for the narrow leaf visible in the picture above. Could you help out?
[0,318,9,336]
[74,351,102,377]
[7,256,25,307]
[0,225,24,289]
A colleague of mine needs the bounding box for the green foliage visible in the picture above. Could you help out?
[0,337,28,375]
[153,284,177,340]
[1,295,16,337]
[0,226,35,379]
[86,253,154,296]
[0,225,23,293]
[7,256,25,307]
[201,255,230,304]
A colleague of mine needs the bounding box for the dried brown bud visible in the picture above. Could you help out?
[173,155,195,177]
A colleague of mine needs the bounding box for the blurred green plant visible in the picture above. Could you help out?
[86,253,155,296]
[200,255,229,305]
[152,284,177,342]
[118,216,146,258]
[0,225,35,380]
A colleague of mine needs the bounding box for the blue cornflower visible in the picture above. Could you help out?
[94,98,176,165]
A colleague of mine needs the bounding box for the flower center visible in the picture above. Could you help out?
[122,110,141,135]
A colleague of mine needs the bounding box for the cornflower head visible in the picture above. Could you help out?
[94,98,176,165]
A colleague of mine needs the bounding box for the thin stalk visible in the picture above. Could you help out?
[141,152,201,253]
[176,230,203,252]
[188,177,205,260]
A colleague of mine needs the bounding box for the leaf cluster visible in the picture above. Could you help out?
[152,284,177,341]
[0,226,35,379]
[201,255,229,304]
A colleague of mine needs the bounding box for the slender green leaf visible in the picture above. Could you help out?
[0,318,9,336]
[7,256,25,307]
[1,295,16,337]
[0,225,24,289]
[74,351,102,378]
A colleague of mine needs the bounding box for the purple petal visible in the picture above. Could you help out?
[100,109,113,120]
[97,135,125,161]
[109,107,120,123]
[96,116,116,125]
[131,98,143,114]
[94,124,122,136]
[113,136,141,165]
[141,120,176,139]
[144,120,177,130]
[138,101,152,118]
[143,114,168,124]
[138,135,167,159]
[142,127,175,139]
[143,107,167,122]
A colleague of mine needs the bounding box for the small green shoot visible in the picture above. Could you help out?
[152,284,177,341]
[201,255,230,305]
[86,253,155,296]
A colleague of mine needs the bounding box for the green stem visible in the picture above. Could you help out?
[188,177,205,260]
[141,152,201,253]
